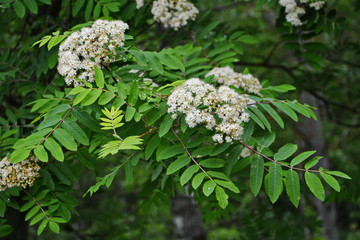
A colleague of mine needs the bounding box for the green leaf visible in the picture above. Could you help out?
[266,84,296,92]
[192,172,206,189]
[304,156,322,169]
[72,108,101,132]
[93,2,101,18]
[268,162,282,203]
[250,155,264,196]
[284,170,300,207]
[53,128,78,151]
[145,135,160,160]
[13,135,43,149]
[24,0,38,14]
[327,171,351,179]
[67,87,86,96]
[166,155,191,175]
[125,106,136,122]
[98,91,116,105]
[73,88,92,105]
[159,115,174,137]
[256,132,276,147]
[320,172,340,192]
[44,137,64,161]
[180,165,199,186]
[274,143,298,161]
[143,52,164,74]
[247,110,265,130]
[238,34,258,44]
[158,53,185,72]
[10,149,31,163]
[249,106,271,131]
[129,50,148,66]
[208,43,233,57]
[208,171,230,181]
[81,89,102,106]
[47,35,66,50]
[305,172,325,201]
[25,206,40,221]
[13,0,26,18]
[214,180,240,193]
[62,119,89,145]
[84,0,94,21]
[157,145,183,160]
[0,224,13,237]
[286,101,311,118]
[94,66,105,88]
[30,212,45,226]
[38,114,61,130]
[125,161,133,183]
[40,169,55,190]
[49,221,60,234]
[215,186,229,209]
[199,158,225,168]
[202,180,216,196]
[37,219,48,236]
[290,151,316,167]
[72,0,85,16]
[48,104,71,116]
[273,102,298,122]
[34,145,49,162]
[0,201,5,217]
[20,200,35,212]
[118,136,143,150]
[151,164,163,182]
[259,104,284,128]
[128,81,139,106]
[224,146,242,175]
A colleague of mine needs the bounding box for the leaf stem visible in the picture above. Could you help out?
[171,128,214,182]
[238,140,322,173]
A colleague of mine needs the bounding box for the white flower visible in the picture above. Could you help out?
[151,0,199,30]
[206,66,262,95]
[279,0,326,26]
[0,155,41,191]
[58,20,129,86]
[167,77,256,143]
[136,0,144,9]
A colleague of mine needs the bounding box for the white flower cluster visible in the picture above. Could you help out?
[168,78,255,143]
[136,0,144,9]
[0,155,41,191]
[206,66,262,96]
[58,20,129,86]
[279,0,326,26]
[151,0,199,30]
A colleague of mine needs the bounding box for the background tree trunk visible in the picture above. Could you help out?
[171,192,206,240]
[3,206,28,240]
[297,91,339,240]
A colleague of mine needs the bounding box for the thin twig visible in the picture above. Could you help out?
[23,189,50,220]
[238,140,322,173]
[171,128,214,181]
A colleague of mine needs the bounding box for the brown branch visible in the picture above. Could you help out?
[238,140,322,173]
[171,128,214,181]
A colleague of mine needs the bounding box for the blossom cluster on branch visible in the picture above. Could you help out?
[206,66,262,95]
[57,20,129,86]
[150,0,199,30]
[0,155,41,191]
[279,0,326,26]
[168,67,262,143]
[136,0,144,9]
